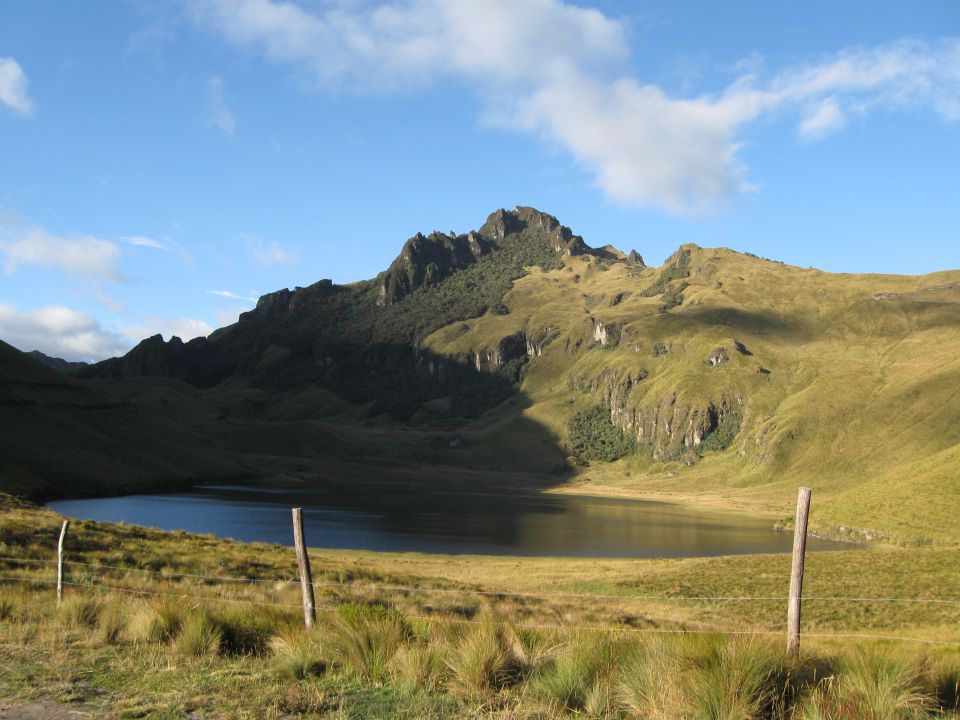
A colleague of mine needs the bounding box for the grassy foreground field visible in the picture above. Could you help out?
[2,497,959,718]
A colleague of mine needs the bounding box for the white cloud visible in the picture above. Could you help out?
[0,57,34,116]
[207,289,258,302]
[0,303,132,362]
[188,1,960,214]
[799,98,847,139]
[1,226,121,283]
[206,76,236,136]
[251,239,298,266]
[187,0,626,92]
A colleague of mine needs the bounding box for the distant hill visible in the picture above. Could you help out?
[5,206,960,540]
[0,339,249,501]
[24,350,88,374]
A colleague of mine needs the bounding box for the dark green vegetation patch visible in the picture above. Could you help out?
[700,410,743,454]
[568,405,638,463]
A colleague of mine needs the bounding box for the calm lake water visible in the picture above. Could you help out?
[47,483,849,558]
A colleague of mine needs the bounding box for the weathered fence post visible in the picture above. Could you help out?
[291,508,316,628]
[56,520,69,607]
[787,487,812,658]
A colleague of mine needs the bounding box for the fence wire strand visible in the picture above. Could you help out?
[3,543,960,649]
[2,554,958,606]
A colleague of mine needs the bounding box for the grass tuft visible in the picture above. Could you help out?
[446,619,532,696]
[795,647,934,720]
[214,607,276,656]
[173,609,222,658]
[58,594,101,629]
[270,625,326,680]
[128,599,183,644]
[389,642,449,691]
[331,603,410,682]
[97,600,127,645]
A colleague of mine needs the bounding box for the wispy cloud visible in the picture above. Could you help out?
[0,57,34,116]
[206,75,235,136]
[126,234,193,266]
[799,97,847,140]
[126,235,171,251]
[207,289,258,302]
[250,239,298,266]
[0,303,132,362]
[187,0,960,214]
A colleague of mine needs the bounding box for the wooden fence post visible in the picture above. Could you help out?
[787,487,812,658]
[56,520,69,607]
[291,508,316,628]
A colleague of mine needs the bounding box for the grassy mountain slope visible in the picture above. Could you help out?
[3,207,959,541]
[422,244,960,539]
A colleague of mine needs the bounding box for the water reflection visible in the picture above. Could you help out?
[47,483,850,558]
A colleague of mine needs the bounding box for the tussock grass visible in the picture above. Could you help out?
[446,619,533,696]
[534,633,624,714]
[97,599,126,645]
[270,624,326,680]
[330,603,410,682]
[795,647,935,720]
[173,609,222,658]
[128,598,183,643]
[58,593,101,629]
[214,606,278,656]
[620,634,793,720]
[389,642,448,690]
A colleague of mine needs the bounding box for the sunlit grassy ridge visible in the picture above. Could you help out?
[2,499,959,718]
[2,208,959,543]
[423,246,960,541]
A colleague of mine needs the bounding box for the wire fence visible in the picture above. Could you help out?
[2,554,959,606]
[1,550,958,648]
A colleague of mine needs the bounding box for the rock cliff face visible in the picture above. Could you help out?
[81,206,604,420]
[376,230,493,306]
[376,206,592,306]
[572,367,739,459]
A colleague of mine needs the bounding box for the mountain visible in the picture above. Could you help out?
[25,350,89,374]
[5,206,960,540]
[0,339,248,501]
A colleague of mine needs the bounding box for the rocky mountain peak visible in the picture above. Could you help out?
[378,206,592,306]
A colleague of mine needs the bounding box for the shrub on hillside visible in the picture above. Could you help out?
[568,405,637,463]
[700,411,743,454]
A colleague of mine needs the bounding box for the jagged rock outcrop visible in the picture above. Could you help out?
[376,230,493,306]
[468,331,527,373]
[376,206,597,307]
[626,250,645,266]
[707,347,729,366]
[526,326,559,357]
[91,334,190,379]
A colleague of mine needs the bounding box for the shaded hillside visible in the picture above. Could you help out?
[24,350,88,374]
[80,207,596,420]
[0,340,249,501]
[5,205,960,540]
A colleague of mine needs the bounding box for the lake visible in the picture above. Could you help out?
[46,483,849,558]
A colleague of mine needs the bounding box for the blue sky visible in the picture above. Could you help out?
[1,0,958,361]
